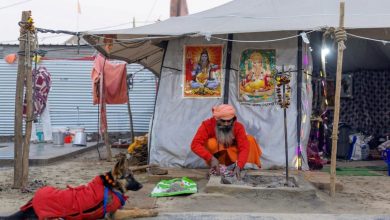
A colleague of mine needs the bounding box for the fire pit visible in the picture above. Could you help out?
[205,171,317,200]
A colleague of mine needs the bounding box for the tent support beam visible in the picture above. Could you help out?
[330,0,346,197]
[297,31,303,170]
[223,33,233,104]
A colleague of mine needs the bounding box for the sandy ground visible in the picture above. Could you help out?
[0,147,390,217]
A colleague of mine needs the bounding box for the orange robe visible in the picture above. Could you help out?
[205,136,262,168]
[191,117,262,168]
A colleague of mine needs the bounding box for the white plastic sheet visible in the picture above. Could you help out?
[149,32,312,169]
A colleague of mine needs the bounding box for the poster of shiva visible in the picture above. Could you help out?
[183,45,223,98]
[238,49,276,104]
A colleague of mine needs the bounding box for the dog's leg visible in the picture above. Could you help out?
[111,208,158,220]
[3,208,38,220]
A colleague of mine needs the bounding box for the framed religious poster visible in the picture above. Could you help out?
[183,45,223,98]
[238,49,276,104]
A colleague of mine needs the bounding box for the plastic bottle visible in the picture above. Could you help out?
[36,122,44,142]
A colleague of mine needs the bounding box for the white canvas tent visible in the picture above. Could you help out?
[83,0,390,169]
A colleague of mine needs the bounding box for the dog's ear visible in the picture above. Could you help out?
[112,156,128,179]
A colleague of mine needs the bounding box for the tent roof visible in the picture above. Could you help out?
[83,0,390,75]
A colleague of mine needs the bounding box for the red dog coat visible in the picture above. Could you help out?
[20,176,127,220]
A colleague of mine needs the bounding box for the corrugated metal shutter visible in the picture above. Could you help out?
[0,61,17,135]
[0,60,156,135]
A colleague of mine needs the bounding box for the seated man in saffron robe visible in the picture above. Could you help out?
[191,104,262,178]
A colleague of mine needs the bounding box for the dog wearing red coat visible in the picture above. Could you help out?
[4,154,156,220]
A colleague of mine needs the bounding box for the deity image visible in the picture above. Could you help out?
[238,49,276,104]
[183,45,223,98]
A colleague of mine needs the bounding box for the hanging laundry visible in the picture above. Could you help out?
[91,53,128,105]
[23,66,52,118]
[91,54,128,134]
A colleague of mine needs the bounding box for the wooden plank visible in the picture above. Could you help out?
[22,29,35,187]
[13,11,31,189]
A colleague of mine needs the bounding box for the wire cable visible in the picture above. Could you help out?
[347,32,390,45]
[208,29,321,43]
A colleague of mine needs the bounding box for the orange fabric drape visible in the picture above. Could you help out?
[205,135,262,168]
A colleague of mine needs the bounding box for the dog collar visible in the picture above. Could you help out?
[101,172,116,188]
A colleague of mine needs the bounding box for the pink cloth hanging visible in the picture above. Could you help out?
[91,54,128,134]
[91,54,128,105]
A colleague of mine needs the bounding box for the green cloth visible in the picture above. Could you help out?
[321,166,387,176]
[151,177,197,197]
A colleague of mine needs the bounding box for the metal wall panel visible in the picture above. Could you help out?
[0,60,156,135]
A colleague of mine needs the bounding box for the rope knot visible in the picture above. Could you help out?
[335,28,347,43]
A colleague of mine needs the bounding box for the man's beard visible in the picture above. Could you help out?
[215,125,234,147]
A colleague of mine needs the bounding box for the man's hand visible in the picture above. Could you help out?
[233,164,241,180]
[210,156,220,175]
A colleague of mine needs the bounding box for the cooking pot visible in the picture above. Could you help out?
[73,131,87,146]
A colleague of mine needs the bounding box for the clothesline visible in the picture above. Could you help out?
[346,32,390,45]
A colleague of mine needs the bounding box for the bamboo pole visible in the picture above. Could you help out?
[100,70,112,162]
[100,48,112,162]
[330,0,345,197]
[14,11,31,189]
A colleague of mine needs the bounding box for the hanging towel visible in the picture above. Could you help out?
[23,66,52,117]
[91,54,128,105]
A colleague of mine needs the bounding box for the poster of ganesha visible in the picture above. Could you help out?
[238,49,276,104]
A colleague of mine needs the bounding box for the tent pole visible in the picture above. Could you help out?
[223,34,233,104]
[330,0,346,197]
[297,31,303,170]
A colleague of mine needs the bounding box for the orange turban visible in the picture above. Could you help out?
[212,104,236,120]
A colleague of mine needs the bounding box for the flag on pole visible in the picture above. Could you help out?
[77,0,81,14]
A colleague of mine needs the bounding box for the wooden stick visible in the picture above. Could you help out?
[130,164,158,172]
[104,50,113,162]
[112,208,158,219]
[99,57,112,162]
[13,11,31,189]
[104,127,112,161]
[330,0,345,197]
